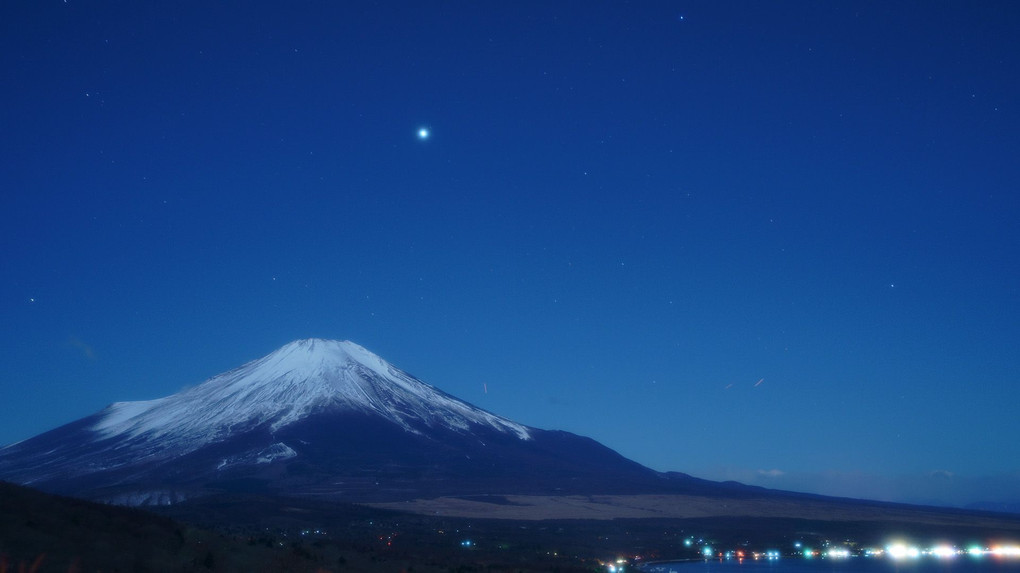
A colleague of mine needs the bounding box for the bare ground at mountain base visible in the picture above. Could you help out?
[368,493,1020,530]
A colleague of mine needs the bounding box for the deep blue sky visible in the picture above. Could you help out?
[2,2,1018,508]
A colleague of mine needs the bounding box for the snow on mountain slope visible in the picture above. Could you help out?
[1,338,708,505]
[90,338,530,455]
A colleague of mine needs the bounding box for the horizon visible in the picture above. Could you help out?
[2,2,1018,511]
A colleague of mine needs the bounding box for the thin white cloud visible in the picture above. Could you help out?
[69,336,96,360]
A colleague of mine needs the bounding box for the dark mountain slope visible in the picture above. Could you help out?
[0,339,755,505]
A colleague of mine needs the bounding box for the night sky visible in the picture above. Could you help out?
[2,2,1018,508]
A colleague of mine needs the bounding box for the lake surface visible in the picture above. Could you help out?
[639,559,1020,573]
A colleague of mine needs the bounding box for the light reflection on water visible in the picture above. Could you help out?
[640,558,1020,573]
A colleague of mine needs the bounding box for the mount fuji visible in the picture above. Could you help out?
[0,339,717,506]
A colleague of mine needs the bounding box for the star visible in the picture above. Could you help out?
[417,127,430,140]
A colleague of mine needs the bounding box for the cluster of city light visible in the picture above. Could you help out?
[711,540,1020,564]
[606,537,1020,572]
[880,542,1020,560]
[605,557,628,572]
[826,548,851,559]
[886,543,922,560]
[983,545,1020,558]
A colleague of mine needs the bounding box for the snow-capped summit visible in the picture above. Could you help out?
[92,338,530,452]
[0,338,676,505]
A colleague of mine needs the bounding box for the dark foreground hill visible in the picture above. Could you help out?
[0,481,334,572]
[6,480,1020,572]
[1,481,597,572]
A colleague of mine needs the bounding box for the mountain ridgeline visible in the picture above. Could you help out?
[0,339,726,505]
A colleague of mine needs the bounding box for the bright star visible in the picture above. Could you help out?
[417,127,430,140]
